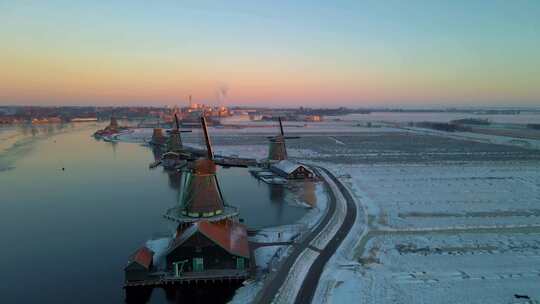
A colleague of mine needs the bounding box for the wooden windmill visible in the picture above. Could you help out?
[267,117,299,161]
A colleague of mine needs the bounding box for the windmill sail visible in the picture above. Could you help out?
[201,116,214,159]
[165,115,238,222]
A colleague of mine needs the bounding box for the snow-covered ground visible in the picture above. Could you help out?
[350,232,540,304]
[338,163,540,230]
[313,160,540,303]
[242,182,329,271]
[145,237,171,271]
[404,126,540,150]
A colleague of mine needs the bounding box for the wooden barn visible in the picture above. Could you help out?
[166,220,250,274]
[270,160,314,179]
[125,246,154,282]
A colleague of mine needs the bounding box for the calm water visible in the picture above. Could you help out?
[0,124,307,303]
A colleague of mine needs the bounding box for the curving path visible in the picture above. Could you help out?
[253,166,359,304]
[294,167,358,304]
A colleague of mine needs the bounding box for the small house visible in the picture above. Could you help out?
[125,247,154,282]
[270,160,314,179]
[166,220,250,274]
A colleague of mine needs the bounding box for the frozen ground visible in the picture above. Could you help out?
[349,232,540,304]
[145,237,171,271]
[403,126,540,150]
[246,183,329,270]
[337,163,540,230]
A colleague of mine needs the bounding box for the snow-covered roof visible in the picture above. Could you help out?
[271,160,312,175]
[162,151,180,158]
[126,246,154,269]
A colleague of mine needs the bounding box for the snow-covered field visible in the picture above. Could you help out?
[348,232,540,304]
[316,160,540,303]
[340,163,540,230]
[403,126,540,150]
[305,130,540,303]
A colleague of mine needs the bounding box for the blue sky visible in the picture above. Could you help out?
[1,0,539,106]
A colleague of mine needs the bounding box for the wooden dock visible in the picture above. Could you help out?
[124,270,249,288]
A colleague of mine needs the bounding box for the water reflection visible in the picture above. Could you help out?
[125,283,241,304]
[296,181,317,207]
[125,287,153,304]
[269,184,285,202]
[167,171,182,191]
[17,122,70,137]
[151,146,163,162]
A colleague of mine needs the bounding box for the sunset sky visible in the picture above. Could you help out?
[1,1,539,107]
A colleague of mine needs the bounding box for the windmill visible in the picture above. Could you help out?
[160,114,193,170]
[109,110,118,129]
[150,116,166,147]
[166,116,238,221]
[166,114,192,153]
[267,117,299,161]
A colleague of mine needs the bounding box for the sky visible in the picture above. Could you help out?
[0,0,539,107]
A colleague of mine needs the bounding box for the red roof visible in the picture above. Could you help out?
[170,220,250,258]
[128,246,154,269]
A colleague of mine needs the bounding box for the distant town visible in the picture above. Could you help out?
[1,100,537,126]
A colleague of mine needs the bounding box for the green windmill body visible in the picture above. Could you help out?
[267,117,299,162]
[165,116,238,223]
[167,114,183,153]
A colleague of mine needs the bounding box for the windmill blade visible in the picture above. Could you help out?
[278,117,284,136]
[284,136,300,139]
[214,161,248,168]
[213,156,255,168]
[200,116,214,160]
[174,114,180,130]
